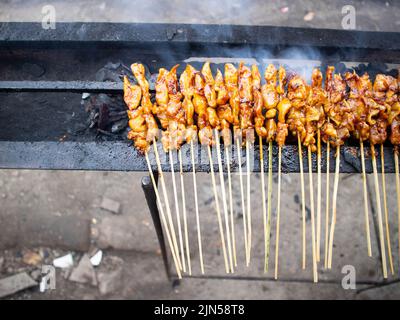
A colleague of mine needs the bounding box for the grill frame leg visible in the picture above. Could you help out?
[141,173,173,283]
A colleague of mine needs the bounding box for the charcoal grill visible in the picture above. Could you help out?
[1,22,400,289]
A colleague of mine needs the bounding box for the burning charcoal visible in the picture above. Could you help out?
[111,119,128,133]
[97,104,109,130]
[21,62,45,78]
[104,62,121,70]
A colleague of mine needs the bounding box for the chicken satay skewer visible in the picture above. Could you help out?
[124,68,183,274]
[225,63,248,264]
[324,66,348,269]
[164,65,187,272]
[179,64,204,274]
[274,68,291,278]
[202,62,234,272]
[261,64,279,272]
[368,73,398,277]
[287,74,308,270]
[215,68,237,267]
[380,144,394,275]
[194,70,230,273]
[238,62,255,266]
[180,65,204,273]
[345,70,373,257]
[305,68,326,280]
[375,74,398,274]
[253,64,267,272]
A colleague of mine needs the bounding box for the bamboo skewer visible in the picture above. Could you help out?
[260,137,267,273]
[169,150,186,272]
[152,139,182,271]
[298,135,306,269]
[371,144,388,278]
[274,145,282,279]
[236,137,249,265]
[226,145,237,267]
[145,152,182,279]
[324,142,330,269]
[246,138,252,266]
[190,140,204,274]
[316,129,322,262]
[308,146,318,282]
[380,144,394,275]
[215,129,234,273]
[178,148,191,275]
[328,145,340,269]
[265,140,273,272]
[207,144,230,273]
[360,140,372,257]
[394,148,400,272]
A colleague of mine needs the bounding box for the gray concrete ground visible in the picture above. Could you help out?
[1,0,400,299]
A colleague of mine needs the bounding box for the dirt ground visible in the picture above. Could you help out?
[1,0,400,300]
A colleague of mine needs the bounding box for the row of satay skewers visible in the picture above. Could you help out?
[123,62,400,282]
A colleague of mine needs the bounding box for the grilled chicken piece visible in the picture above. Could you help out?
[131,63,152,113]
[215,69,229,105]
[193,67,213,145]
[123,76,142,111]
[238,62,254,142]
[276,98,291,147]
[202,62,217,108]
[287,74,307,142]
[322,66,348,146]
[125,64,158,153]
[179,64,197,141]
[252,65,267,138]
[344,71,371,141]
[262,64,279,110]
[224,63,240,127]
[154,68,170,129]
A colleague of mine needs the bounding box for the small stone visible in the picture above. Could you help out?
[69,254,97,286]
[0,273,37,298]
[97,256,123,295]
[90,250,103,267]
[303,11,315,21]
[22,251,42,266]
[53,253,74,269]
[100,197,120,214]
